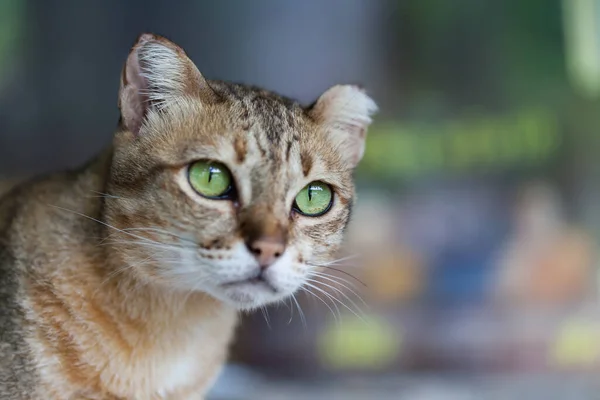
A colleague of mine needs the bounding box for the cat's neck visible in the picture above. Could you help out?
[95,265,236,336]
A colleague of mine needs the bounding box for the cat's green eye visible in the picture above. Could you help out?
[293,181,333,216]
[188,161,233,199]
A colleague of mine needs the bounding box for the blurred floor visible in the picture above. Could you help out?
[208,364,600,400]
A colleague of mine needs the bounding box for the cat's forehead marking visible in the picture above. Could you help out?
[284,135,296,163]
[212,85,318,196]
[215,82,303,153]
[300,151,313,177]
[233,135,247,164]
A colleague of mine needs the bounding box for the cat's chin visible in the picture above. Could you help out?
[206,279,291,311]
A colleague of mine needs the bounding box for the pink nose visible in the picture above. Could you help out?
[247,237,285,269]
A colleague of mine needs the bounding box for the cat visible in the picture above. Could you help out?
[0,33,377,399]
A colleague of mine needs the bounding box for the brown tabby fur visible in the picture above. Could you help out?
[0,33,376,399]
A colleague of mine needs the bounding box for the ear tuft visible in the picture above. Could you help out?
[135,35,188,109]
[309,85,378,167]
[118,33,214,135]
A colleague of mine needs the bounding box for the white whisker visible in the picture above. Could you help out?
[48,205,170,249]
[306,263,367,287]
[310,270,360,290]
[319,254,361,266]
[302,282,341,321]
[306,278,367,318]
[300,287,340,324]
[290,293,306,328]
[287,297,294,325]
[308,271,368,307]
[302,281,365,323]
[260,306,272,330]
[121,227,197,245]
[95,255,155,293]
[87,190,125,199]
[178,275,209,311]
[101,239,188,254]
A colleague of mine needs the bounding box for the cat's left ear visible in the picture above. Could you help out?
[308,85,378,168]
[118,33,218,135]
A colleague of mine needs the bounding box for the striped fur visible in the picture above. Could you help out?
[0,33,376,399]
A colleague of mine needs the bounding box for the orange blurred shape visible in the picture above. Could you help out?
[498,227,594,305]
[363,248,425,304]
[528,228,594,303]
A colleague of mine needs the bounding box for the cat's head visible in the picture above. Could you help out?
[105,34,377,310]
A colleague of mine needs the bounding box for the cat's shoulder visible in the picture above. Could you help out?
[0,172,80,235]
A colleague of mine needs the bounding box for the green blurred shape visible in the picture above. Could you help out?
[563,0,600,98]
[550,319,600,368]
[360,110,560,180]
[317,314,401,370]
[0,0,24,86]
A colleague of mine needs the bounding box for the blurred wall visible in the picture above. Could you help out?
[0,0,384,175]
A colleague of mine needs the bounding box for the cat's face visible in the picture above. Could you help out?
[105,34,376,310]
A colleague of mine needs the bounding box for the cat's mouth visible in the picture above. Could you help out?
[221,272,278,293]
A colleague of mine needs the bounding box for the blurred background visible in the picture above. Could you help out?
[2,0,600,398]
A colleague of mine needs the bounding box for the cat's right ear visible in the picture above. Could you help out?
[118,33,217,135]
[308,85,378,168]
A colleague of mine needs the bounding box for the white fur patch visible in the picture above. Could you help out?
[311,85,378,165]
[137,42,187,110]
[317,85,378,130]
